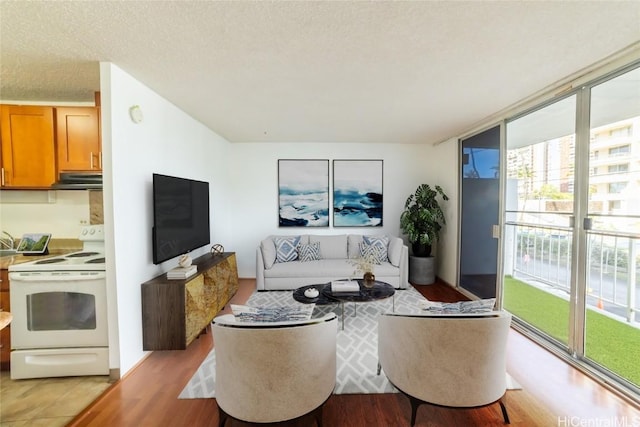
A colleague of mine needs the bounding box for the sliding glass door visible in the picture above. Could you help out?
[501,63,640,394]
[583,66,640,388]
[459,126,500,298]
[503,95,577,348]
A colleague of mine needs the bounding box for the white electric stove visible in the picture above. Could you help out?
[8,224,109,379]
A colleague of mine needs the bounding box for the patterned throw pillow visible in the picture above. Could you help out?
[360,242,387,265]
[419,298,496,314]
[231,304,314,322]
[274,236,301,263]
[363,235,389,262]
[297,242,321,262]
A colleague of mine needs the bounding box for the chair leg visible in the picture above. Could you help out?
[314,405,324,427]
[499,399,510,424]
[408,395,421,427]
[218,407,228,427]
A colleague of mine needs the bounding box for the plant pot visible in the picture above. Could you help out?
[411,242,432,257]
[409,256,435,285]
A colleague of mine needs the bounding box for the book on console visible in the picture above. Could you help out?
[330,280,360,293]
[167,265,197,279]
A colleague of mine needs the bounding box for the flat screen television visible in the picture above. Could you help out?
[152,173,210,264]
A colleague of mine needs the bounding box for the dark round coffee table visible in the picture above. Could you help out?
[293,280,395,329]
[292,283,335,305]
[321,279,395,302]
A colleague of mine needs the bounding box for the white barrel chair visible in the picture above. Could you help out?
[213,312,337,426]
[378,311,512,425]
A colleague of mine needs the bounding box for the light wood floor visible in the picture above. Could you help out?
[68,278,640,426]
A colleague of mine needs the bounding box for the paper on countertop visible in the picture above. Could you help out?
[331,280,360,293]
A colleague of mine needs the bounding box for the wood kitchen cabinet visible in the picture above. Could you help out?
[56,107,102,172]
[1,269,10,371]
[141,253,239,351]
[0,105,56,188]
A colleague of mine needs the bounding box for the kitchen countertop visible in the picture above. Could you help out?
[0,239,83,270]
[0,312,12,330]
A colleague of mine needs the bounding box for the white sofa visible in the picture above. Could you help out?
[256,234,408,291]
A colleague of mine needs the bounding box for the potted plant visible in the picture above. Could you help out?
[400,184,449,257]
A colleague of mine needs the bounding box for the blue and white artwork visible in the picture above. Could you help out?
[278,160,329,227]
[333,160,383,227]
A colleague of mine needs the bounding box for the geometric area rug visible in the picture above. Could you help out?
[178,285,521,399]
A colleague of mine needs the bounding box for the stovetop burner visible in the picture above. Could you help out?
[9,225,106,273]
[65,252,101,258]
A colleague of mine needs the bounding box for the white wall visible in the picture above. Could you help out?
[430,138,460,285]
[100,63,233,376]
[228,141,459,285]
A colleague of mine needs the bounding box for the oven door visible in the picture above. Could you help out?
[9,271,108,349]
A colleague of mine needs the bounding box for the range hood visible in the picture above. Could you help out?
[52,173,103,190]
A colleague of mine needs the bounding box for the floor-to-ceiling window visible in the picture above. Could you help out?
[501,63,640,397]
[503,95,576,348]
[583,66,640,389]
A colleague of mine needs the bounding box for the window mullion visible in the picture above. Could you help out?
[570,85,592,357]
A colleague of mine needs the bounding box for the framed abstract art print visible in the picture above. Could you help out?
[333,160,383,227]
[278,159,330,227]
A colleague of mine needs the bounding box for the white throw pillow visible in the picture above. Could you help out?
[387,237,403,267]
[347,235,364,259]
[261,238,277,269]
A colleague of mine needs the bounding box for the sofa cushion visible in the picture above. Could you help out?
[347,235,364,259]
[263,258,400,279]
[309,235,347,259]
[274,236,301,263]
[387,237,403,267]
[297,242,321,262]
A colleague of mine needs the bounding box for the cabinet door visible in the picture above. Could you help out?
[0,105,56,188]
[56,107,101,171]
[185,275,207,346]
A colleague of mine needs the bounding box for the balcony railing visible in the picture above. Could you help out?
[507,224,639,324]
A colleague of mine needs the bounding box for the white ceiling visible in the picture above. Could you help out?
[1,1,639,144]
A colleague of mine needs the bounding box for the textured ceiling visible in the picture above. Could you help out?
[1,1,639,144]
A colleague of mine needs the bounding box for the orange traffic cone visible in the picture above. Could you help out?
[597,299,604,309]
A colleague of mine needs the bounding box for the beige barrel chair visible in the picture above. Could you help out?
[213,312,337,426]
[378,311,512,425]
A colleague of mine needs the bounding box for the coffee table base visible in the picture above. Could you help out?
[293,281,396,330]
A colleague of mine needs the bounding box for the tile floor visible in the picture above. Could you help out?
[0,372,111,426]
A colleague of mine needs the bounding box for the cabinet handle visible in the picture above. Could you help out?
[1,168,4,186]
[90,152,94,169]
[99,152,102,169]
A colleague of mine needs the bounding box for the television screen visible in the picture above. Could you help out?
[152,173,210,264]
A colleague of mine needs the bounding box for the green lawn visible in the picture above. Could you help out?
[503,276,640,387]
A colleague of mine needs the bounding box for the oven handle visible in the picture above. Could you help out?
[8,272,106,281]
